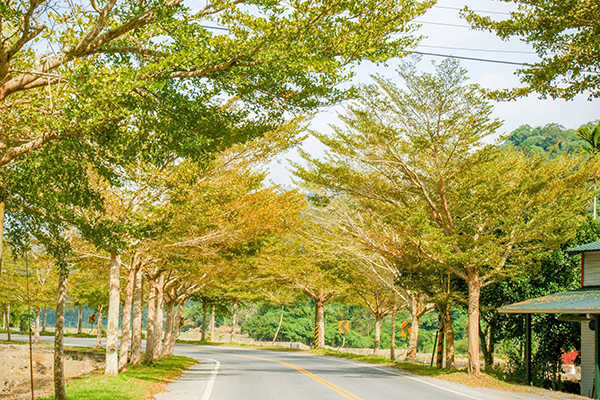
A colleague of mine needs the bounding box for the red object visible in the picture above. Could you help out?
[561,349,579,365]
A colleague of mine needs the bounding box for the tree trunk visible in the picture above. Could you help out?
[162,299,175,357]
[230,299,238,342]
[201,300,207,341]
[272,304,284,345]
[390,305,397,361]
[53,264,68,400]
[168,300,185,355]
[130,267,143,365]
[119,261,137,372]
[0,200,5,277]
[153,274,165,360]
[41,307,47,332]
[315,300,325,349]
[5,304,10,341]
[33,307,41,344]
[479,316,496,369]
[467,273,481,375]
[373,314,382,355]
[144,279,157,363]
[77,305,83,334]
[209,305,215,342]
[105,251,121,376]
[96,306,104,349]
[440,303,455,369]
[406,294,422,359]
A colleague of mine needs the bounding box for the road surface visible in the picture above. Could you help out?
[1,334,583,400]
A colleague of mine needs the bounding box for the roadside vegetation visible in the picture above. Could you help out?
[37,355,196,400]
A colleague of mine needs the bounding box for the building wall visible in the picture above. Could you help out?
[581,321,595,397]
[584,251,600,286]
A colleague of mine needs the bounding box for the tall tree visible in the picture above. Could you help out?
[296,58,599,373]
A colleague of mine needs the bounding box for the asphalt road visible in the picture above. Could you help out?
[1,333,580,400]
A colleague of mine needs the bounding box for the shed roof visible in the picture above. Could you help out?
[498,287,600,314]
[566,241,600,255]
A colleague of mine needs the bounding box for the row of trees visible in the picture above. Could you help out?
[0,0,439,398]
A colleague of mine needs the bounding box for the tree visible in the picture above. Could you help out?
[296,58,599,373]
[575,120,600,219]
[0,0,433,167]
[463,1,600,100]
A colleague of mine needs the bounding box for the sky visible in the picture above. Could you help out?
[266,0,600,186]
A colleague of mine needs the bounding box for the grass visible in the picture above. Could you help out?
[310,349,523,392]
[38,355,197,400]
[0,329,97,338]
[176,339,304,352]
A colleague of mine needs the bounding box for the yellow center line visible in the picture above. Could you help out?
[197,349,365,400]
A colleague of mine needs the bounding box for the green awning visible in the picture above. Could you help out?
[498,288,600,314]
[566,240,600,254]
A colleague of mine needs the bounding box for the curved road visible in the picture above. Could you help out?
[1,334,580,400]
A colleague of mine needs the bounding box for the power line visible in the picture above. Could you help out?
[415,20,472,29]
[418,44,535,55]
[407,50,526,66]
[432,5,511,16]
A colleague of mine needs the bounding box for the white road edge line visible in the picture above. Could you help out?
[315,356,486,400]
[199,358,220,400]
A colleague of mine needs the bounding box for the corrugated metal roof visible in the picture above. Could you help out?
[566,241,600,254]
[498,288,600,314]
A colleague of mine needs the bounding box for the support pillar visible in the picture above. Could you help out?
[525,314,532,386]
[595,315,600,399]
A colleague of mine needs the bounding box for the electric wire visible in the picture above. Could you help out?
[418,44,535,55]
[407,50,526,66]
[432,5,511,16]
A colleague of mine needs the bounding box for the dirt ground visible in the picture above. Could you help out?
[0,343,102,400]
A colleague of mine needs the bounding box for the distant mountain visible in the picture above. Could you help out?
[502,122,597,157]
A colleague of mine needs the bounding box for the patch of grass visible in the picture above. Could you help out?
[311,349,523,393]
[311,349,394,365]
[176,339,224,346]
[38,355,197,400]
[175,340,303,352]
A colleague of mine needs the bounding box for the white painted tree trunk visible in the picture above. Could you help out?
[77,305,83,334]
[373,314,382,354]
[230,299,238,342]
[41,307,47,332]
[201,300,207,341]
[5,303,10,341]
[315,300,325,349]
[406,292,425,360]
[170,301,185,353]
[162,299,175,357]
[390,305,397,361]
[118,261,137,372]
[467,274,481,375]
[153,274,165,360]
[96,306,104,349]
[53,265,68,400]
[130,267,143,365]
[105,251,121,376]
[144,279,157,363]
[271,305,284,345]
[33,307,41,344]
[209,305,215,342]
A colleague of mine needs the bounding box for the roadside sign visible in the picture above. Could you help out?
[338,320,350,334]
[89,314,97,323]
[400,321,412,337]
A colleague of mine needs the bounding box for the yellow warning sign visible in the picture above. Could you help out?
[338,320,350,334]
[400,321,412,337]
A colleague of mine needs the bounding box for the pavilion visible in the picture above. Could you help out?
[498,240,600,398]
